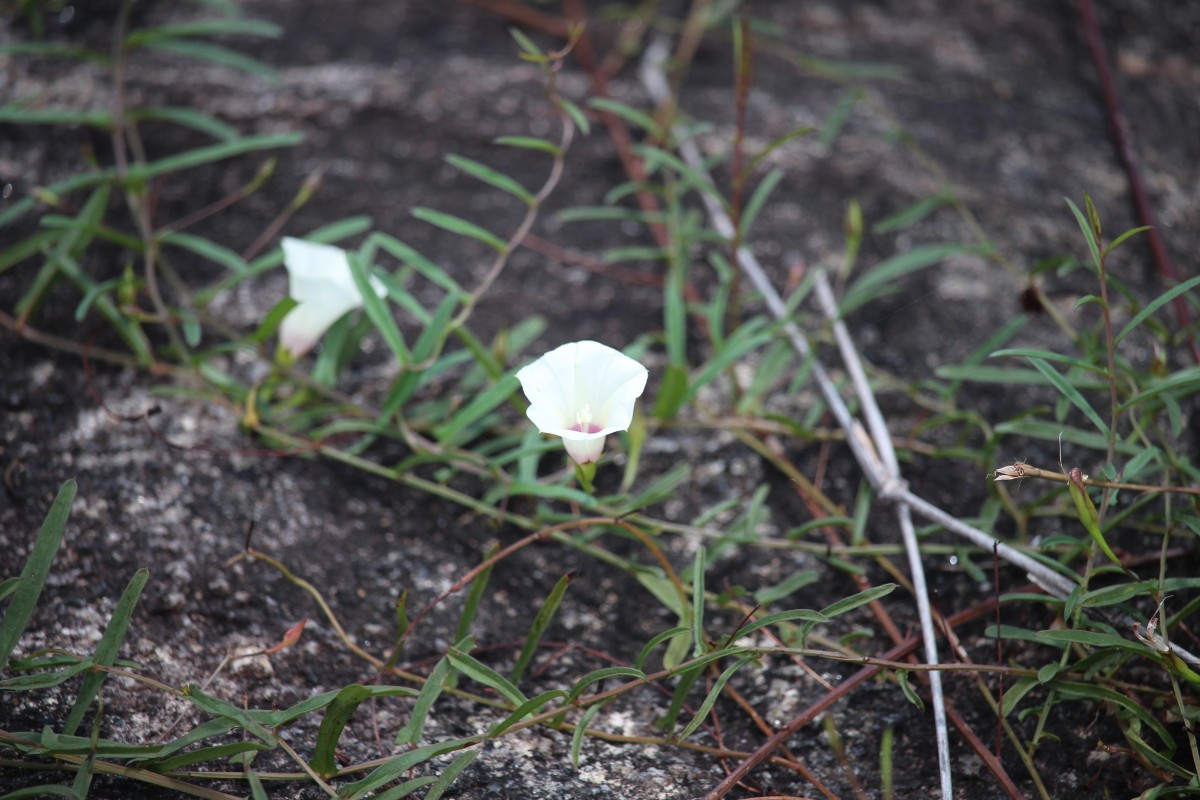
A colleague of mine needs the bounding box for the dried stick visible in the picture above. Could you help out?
[812,274,952,800]
[638,34,972,797]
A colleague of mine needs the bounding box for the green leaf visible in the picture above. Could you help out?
[250,297,297,344]
[731,608,828,644]
[820,87,861,146]
[739,127,814,183]
[1065,469,1126,572]
[62,568,148,736]
[634,626,690,672]
[1116,275,1200,344]
[124,19,282,47]
[160,231,249,274]
[634,145,729,210]
[340,736,483,800]
[146,39,277,79]
[658,662,705,735]
[309,684,373,778]
[896,669,924,710]
[493,135,561,156]
[1037,662,1062,684]
[587,97,663,139]
[455,549,497,646]
[819,584,897,619]
[423,747,480,800]
[0,578,19,603]
[993,420,1140,456]
[131,106,241,141]
[1102,225,1152,259]
[557,98,591,136]
[0,660,92,690]
[0,785,80,799]
[841,244,987,314]
[1118,367,1200,413]
[737,168,785,241]
[367,777,439,800]
[1064,197,1101,271]
[445,154,535,205]
[147,741,273,773]
[936,364,1106,389]
[682,320,774,405]
[0,480,76,668]
[124,132,303,182]
[988,348,1107,375]
[0,42,107,61]
[433,374,519,446]
[183,685,279,745]
[613,463,690,516]
[691,547,707,658]
[0,230,58,276]
[487,690,566,737]
[510,573,573,684]
[653,363,689,422]
[565,666,647,704]
[1034,628,1145,653]
[412,207,507,252]
[1024,357,1108,436]
[677,654,756,741]
[367,233,466,299]
[348,251,409,364]
[395,654,455,745]
[753,570,821,606]
[447,647,527,706]
[872,191,955,234]
[0,105,110,126]
[1000,676,1040,717]
[571,702,606,768]
[1054,680,1175,752]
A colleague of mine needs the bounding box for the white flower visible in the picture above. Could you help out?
[516,340,649,465]
[278,237,386,358]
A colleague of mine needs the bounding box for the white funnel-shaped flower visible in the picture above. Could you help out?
[516,340,648,465]
[278,237,386,358]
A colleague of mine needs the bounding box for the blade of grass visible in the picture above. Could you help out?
[62,568,149,735]
[308,684,373,778]
[0,480,76,668]
[510,573,573,684]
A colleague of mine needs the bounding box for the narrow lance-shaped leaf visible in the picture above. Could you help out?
[1066,467,1128,574]
[412,207,507,252]
[348,250,410,365]
[677,654,757,741]
[445,154,535,205]
[1025,357,1109,436]
[395,653,455,745]
[423,747,481,800]
[62,568,149,736]
[308,684,374,778]
[0,480,76,669]
[447,647,527,706]
[691,547,707,658]
[510,572,573,684]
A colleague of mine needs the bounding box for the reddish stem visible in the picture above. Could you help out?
[1076,0,1200,363]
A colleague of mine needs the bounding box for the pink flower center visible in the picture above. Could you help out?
[569,404,602,433]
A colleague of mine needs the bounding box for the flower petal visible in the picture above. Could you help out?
[278,237,386,356]
[561,435,606,465]
[516,340,648,464]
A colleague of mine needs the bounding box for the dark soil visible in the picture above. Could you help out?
[2,1,1198,798]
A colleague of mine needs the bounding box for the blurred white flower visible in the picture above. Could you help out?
[516,340,648,465]
[278,237,386,358]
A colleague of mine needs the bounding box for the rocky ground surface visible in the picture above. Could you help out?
[2,1,1199,798]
